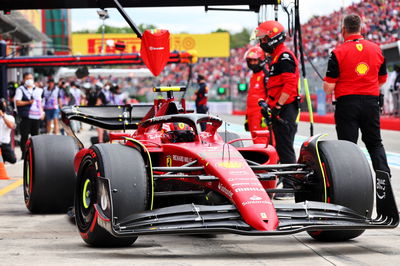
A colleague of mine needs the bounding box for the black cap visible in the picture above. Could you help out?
[48,78,55,83]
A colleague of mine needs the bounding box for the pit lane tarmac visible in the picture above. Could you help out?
[1,118,400,266]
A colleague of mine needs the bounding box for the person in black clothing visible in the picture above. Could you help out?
[193,75,209,130]
[323,14,390,176]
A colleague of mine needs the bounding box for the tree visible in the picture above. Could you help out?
[230,28,251,49]
[73,23,157,34]
[212,27,251,49]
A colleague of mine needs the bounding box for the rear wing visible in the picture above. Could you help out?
[61,104,153,130]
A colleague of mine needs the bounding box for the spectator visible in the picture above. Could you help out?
[0,98,16,164]
[42,78,60,134]
[14,72,44,158]
[109,84,127,105]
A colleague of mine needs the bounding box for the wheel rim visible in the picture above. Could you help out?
[82,179,91,209]
[76,160,97,231]
[23,147,33,204]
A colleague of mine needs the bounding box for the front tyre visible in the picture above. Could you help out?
[75,143,150,247]
[297,140,374,241]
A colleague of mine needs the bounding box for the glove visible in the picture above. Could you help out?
[270,107,281,118]
[260,117,267,128]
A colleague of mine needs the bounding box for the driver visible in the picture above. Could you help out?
[161,123,195,143]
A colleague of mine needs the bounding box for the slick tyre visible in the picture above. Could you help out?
[297,140,374,241]
[75,144,151,247]
[220,131,244,148]
[23,135,79,213]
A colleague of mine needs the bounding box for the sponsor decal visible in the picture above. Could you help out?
[228,177,254,181]
[146,134,160,140]
[229,170,248,175]
[231,182,261,187]
[355,62,369,75]
[356,43,363,52]
[242,200,271,206]
[376,176,386,199]
[260,212,268,219]
[250,195,262,201]
[241,195,271,206]
[172,155,193,163]
[235,187,265,193]
[199,151,242,159]
[166,156,172,167]
[218,183,233,198]
[149,46,165,50]
[217,161,244,169]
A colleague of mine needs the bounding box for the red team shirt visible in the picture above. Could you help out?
[266,44,299,108]
[324,34,387,98]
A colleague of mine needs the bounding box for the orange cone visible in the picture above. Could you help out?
[0,148,10,180]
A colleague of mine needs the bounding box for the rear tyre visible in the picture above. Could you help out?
[296,140,373,241]
[75,144,150,247]
[220,131,244,148]
[23,135,78,213]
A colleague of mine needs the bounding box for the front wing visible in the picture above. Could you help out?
[96,170,398,237]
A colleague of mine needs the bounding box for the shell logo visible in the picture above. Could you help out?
[355,63,369,75]
[273,27,279,33]
[217,161,244,169]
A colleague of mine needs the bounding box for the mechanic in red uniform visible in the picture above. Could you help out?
[255,21,299,162]
[244,45,269,144]
[255,20,300,197]
[323,14,390,176]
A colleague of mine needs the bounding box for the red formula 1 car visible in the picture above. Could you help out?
[23,87,398,247]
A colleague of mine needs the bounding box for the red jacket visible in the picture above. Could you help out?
[324,34,387,98]
[266,43,299,108]
[246,70,267,113]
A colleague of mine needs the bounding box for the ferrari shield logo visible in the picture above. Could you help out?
[166,156,172,167]
[356,43,363,52]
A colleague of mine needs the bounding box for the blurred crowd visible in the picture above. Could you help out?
[301,0,400,60]
[1,76,131,163]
